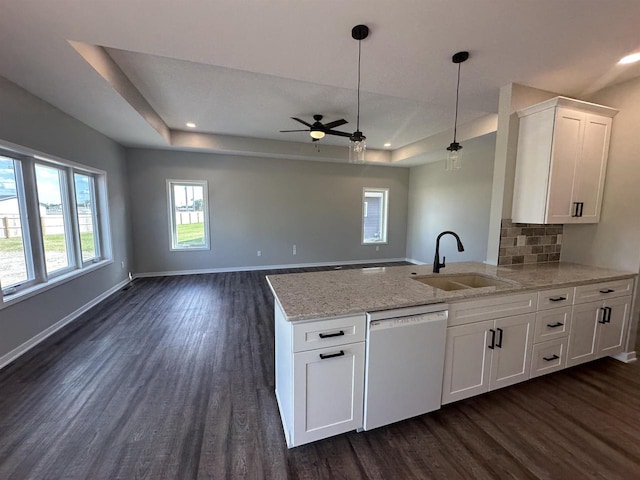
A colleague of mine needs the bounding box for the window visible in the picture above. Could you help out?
[35,163,73,275]
[362,188,389,244]
[0,146,111,303]
[167,180,209,251]
[0,156,34,289]
[74,173,100,262]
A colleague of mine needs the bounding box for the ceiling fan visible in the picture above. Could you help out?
[280,114,351,141]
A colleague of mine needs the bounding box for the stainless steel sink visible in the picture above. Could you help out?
[412,273,513,291]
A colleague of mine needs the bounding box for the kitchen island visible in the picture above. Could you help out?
[267,262,637,447]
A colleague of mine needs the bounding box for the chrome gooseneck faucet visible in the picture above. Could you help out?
[433,231,465,273]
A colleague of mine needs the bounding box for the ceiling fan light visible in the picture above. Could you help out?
[310,130,325,139]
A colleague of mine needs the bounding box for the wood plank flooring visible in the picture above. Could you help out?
[1,263,640,479]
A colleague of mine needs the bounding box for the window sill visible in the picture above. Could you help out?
[1,259,113,309]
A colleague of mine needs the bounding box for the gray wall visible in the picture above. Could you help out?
[0,77,133,361]
[406,133,496,264]
[126,149,410,274]
[561,75,640,351]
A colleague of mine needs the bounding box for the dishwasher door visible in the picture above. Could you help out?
[363,308,448,431]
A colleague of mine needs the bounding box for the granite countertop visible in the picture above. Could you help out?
[266,261,636,321]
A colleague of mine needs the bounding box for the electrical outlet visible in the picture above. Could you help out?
[121,260,125,269]
[293,244,297,255]
[257,250,261,257]
[375,246,379,251]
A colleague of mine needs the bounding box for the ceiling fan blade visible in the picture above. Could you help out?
[324,130,352,138]
[280,129,309,133]
[322,119,348,130]
[291,117,312,127]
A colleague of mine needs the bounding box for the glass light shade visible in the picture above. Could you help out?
[310,130,325,140]
[446,144,462,171]
[349,138,366,163]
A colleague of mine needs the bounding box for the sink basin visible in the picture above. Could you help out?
[412,273,513,291]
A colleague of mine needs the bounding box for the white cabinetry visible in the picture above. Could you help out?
[275,304,365,448]
[512,96,617,224]
[442,293,536,404]
[567,295,631,367]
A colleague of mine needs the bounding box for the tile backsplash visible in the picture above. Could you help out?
[498,219,563,265]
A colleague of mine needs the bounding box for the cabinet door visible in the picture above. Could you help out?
[574,114,612,223]
[292,342,364,447]
[597,296,631,358]
[490,313,535,390]
[567,301,600,367]
[441,320,493,405]
[546,108,585,223]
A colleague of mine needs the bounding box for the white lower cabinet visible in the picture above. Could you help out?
[274,304,366,448]
[442,313,534,404]
[567,295,631,367]
[292,342,365,446]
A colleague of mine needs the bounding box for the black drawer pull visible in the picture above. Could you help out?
[488,329,496,350]
[319,330,345,339]
[319,350,345,360]
[543,354,560,362]
[496,328,504,348]
[546,322,564,328]
[599,289,615,294]
[549,296,567,302]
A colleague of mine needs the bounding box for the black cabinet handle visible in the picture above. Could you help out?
[578,202,584,217]
[488,329,496,349]
[496,328,504,348]
[549,296,567,302]
[598,307,608,324]
[599,289,615,294]
[546,322,564,328]
[319,330,345,339]
[543,354,560,362]
[572,202,580,217]
[604,306,612,324]
[319,350,345,360]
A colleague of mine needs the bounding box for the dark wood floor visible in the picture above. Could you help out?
[1,263,640,479]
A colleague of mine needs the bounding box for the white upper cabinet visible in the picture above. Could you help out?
[512,97,618,224]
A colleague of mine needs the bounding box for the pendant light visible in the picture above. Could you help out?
[349,24,369,164]
[446,51,469,171]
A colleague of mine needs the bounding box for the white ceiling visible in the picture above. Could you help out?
[1,0,640,161]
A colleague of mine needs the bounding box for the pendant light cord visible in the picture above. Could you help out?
[453,62,461,143]
[356,39,362,132]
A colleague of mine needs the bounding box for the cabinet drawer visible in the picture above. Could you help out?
[292,314,366,352]
[537,287,574,310]
[533,306,572,343]
[448,293,537,327]
[530,338,568,378]
[574,278,634,304]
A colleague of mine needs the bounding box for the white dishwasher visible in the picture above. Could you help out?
[363,304,448,431]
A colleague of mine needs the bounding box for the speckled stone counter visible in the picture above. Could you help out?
[266,262,636,321]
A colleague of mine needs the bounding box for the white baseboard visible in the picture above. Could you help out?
[612,351,637,363]
[0,278,130,371]
[134,257,411,279]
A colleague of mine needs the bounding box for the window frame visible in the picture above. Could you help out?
[166,179,210,252]
[74,172,101,264]
[0,141,112,307]
[361,187,389,245]
[34,161,77,278]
